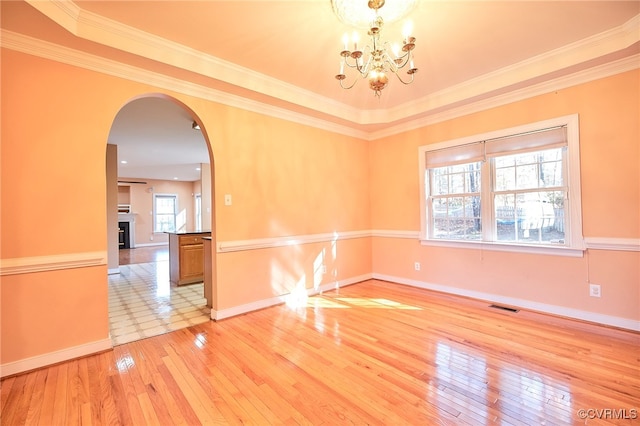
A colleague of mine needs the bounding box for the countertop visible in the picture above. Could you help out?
[165,231,212,235]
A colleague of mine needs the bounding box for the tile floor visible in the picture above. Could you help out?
[108,259,210,346]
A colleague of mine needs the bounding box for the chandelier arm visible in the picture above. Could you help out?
[394,70,416,85]
[380,52,399,73]
[338,77,361,90]
[394,53,411,69]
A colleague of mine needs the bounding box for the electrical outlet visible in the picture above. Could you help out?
[589,283,601,298]
[322,265,327,274]
[149,235,154,241]
[224,194,232,206]
[414,262,421,271]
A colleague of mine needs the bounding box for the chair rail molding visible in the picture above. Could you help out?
[0,251,108,276]
[584,237,640,252]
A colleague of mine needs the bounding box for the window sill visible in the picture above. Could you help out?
[419,238,585,257]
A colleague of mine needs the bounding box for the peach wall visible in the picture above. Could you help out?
[209,108,371,241]
[0,48,370,368]
[1,44,637,373]
[204,105,371,309]
[370,70,640,323]
[122,178,199,245]
[216,238,372,310]
[1,267,109,364]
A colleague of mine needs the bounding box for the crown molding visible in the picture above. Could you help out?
[369,54,640,140]
[3,8,639,141]
[21,1,640,130]
[367,12,640,126]
[1,30,368,140]
[24,0,361,124]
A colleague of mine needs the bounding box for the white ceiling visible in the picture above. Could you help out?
[109,97,209,182]
[2,0,639,181]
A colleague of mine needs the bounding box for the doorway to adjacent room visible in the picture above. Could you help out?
[106,95,216,346]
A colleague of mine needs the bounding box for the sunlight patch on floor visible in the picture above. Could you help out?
[333,297,422,310]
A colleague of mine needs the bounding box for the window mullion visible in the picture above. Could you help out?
[481,159,493,241]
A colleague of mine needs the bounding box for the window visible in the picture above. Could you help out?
[154,194,178,233]
[419,115,583,255]
[195,194,202,232]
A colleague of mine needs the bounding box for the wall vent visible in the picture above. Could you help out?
[489,304,519,313]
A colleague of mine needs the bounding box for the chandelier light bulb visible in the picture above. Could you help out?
[352,31,360,50]
[402,21,414,41]
[392,43,400,58]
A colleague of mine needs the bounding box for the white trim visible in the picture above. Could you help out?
[373,273,640,332]
[0,338,112,378]
[0,251,108,276]
[371,229,420,239]
[419,239,584,257]
[585,237,640,252]
[373,15,640,130]
[108,267,120,275]
[134,242,169,248]
[217,230,370,253]
[369,55,640,141]
[1,234,632,278]
[153,193,179,233]
[418,114,585,253]
[24,0,361,125]
[1,19,638,142]
[211,274,372,320]
[18,2,640,129]
[0,30,367,141]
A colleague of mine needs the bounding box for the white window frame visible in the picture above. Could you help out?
[194,193,202,232]
[419,114,584,257]
[153,193,178,233]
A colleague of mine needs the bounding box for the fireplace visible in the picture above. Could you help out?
[118,222,130,249]
[118,213,136,249]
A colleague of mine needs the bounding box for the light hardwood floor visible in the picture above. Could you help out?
[2,280,639,425]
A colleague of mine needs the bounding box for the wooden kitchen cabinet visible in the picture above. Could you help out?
[168,232,211,286]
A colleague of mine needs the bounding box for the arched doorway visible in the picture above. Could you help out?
[105,94,216,345]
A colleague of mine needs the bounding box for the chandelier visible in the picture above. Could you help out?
[332,0,418,97]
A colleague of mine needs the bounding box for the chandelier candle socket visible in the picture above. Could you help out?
[332,0,418,97]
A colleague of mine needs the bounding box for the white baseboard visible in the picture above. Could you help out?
[211,273,373,320]
[133,242,168,248]
[108,267,120,275]
[373,273,640,332]
[0,338,113,378]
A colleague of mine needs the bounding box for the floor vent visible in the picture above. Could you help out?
[489,304,519,313]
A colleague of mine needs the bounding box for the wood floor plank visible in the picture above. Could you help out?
[64,360,82,425]
[35,365,58,425]
[137,392,161,426]
[0,375,15,412]
[20,370,46,425]
[2,279,639,425]
[161,350,226,424]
